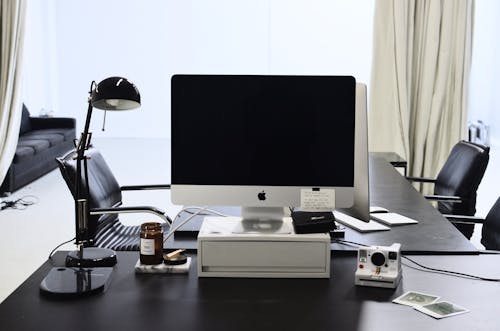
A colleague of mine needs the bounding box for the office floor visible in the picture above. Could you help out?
[0,138,494,303]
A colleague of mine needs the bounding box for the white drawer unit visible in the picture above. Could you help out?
[197,217,331,278]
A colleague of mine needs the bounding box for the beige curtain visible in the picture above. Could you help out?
[0,0,26,186]
[369,0,474,185]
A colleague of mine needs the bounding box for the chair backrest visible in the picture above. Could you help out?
[57,147,122,240]
[481,197,500,250]
[435,140,489,216]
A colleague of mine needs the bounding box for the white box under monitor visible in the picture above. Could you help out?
[197,217,331,278]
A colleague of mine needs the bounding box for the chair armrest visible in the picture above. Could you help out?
[479,250,500,254]
[30,117,76,130]
[444,214,484,224]
[405,176,436,183]
[90,206,172,225]
[424,194,462,203]
[121,184,171,191]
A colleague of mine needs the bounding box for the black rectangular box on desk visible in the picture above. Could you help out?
[291,211,337,234]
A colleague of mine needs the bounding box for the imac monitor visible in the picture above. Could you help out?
[171,74,357,222]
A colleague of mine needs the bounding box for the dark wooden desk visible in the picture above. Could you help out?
[1,252,498,331]
[338,156,477,254]
[167,156,477,255]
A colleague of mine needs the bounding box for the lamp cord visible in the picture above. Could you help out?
[48,237,76,260]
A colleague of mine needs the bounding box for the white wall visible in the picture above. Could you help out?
[24,0,375,138]
[23,0,59,115]
[468,0,500,217]
[469,0,500,146]
[269,0,373,83]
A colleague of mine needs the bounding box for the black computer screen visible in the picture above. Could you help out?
[171,75,355,187]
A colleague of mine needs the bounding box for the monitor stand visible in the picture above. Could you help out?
[232,207,292,234]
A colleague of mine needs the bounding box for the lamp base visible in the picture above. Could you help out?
[40,267,113,297]
[66,247,117,268]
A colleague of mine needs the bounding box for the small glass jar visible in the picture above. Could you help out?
[140,222,163,265]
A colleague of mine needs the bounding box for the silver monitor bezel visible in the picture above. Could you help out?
[171,79,368,211]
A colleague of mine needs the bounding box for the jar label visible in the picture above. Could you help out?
[140,238,155,255]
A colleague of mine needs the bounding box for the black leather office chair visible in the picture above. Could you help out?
[446,197,500,250]
[406,140,490,239]
[57,147,171,251]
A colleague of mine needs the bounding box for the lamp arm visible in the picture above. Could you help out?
[74,81,97,247]
[76,81,97,155]
[75,101,93,198]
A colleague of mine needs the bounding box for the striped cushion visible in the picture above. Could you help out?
[94,217,169,251]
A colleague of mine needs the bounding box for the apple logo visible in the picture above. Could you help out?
[257,191,266,201]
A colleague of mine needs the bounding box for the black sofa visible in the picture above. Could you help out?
[0,104,76,194]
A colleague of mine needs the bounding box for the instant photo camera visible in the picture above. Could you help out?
[355,243,402,288]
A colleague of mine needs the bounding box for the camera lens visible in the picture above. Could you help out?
[371,252,386,266]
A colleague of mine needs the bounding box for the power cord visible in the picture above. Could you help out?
[48,237,76,260]
[332,238,500,282]
[163,206,230,243]
[333,238,369,248]
[176,206,229,218]
[0,195,39,211]
[401,255,499,282]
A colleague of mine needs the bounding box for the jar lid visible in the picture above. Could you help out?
[163,249,187,265]
[141,222,162,230]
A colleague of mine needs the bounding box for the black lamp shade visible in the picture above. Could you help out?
[91,76,141,110]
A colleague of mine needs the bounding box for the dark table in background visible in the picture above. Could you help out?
[1,251,499,331]
[166,155,477,255]
[372,151,408,176]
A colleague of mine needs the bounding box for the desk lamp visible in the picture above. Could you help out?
[39,77,140,297]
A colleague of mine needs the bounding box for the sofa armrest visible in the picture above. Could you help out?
[30,117,76,130]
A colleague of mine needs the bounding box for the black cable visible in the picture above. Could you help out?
[402,255,500,282]
[333,238,500,282]
[48,237,75,260]
[332,238,370,247]
[0,195,39,210]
